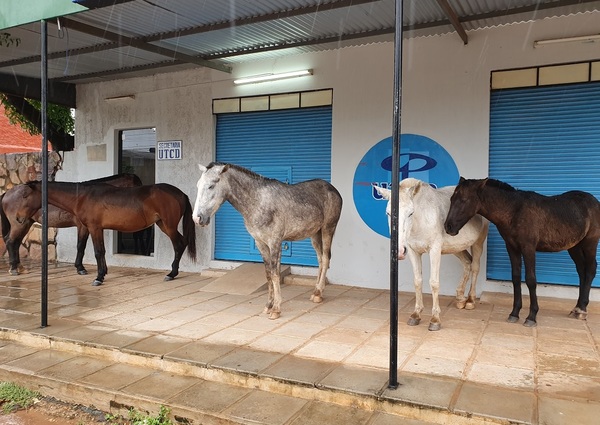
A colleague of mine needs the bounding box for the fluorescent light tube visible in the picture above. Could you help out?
[233,69,313,85]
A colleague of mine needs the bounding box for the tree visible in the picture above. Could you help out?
[1,32,74,151]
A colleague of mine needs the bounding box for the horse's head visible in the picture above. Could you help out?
[3,183,41,226]
[193,163,230,226]
[374,178,423,260]
[444,177,486,236]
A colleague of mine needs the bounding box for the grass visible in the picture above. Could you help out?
[0,381,40,413]
[106,405,175,425]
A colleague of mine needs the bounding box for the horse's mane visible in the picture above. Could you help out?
[485,178,517,192]
[208,162,277,184]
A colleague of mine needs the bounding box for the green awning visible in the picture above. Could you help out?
[0,0,87,30]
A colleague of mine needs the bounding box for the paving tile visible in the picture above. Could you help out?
[319,364,389,395]
[201,327,264,345]
[167,380,251,414]
[537,371,600,400]
[0,343,38,364]
[294,340,356,362]
[454,382,534,423]
[402,353,466,379]
[345,345,402,369]
[38,355,113,381]
[370,412,437,425]
[51,323,118,342]
[124,334,192,356]
[290,400,373,425]
[224,389,307,425]
[248,334,306,354]
[538,396,600,425]
[537,337,599,360]
[262,354,335,385]
[165,341,236,365]
[414,339,476,362]
[381,373,458,410]
[77,362,154,390]
[466,362,534,389]
[5,349,76,373]
[537,351,600,378]
[87,328,154,348]
[122,370,198,400]
[211,347,283,374]
[474,345,535,369]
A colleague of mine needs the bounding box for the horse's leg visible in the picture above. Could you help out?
[255,240,275,315]
[452,250,472,309]
[407,250,424,326]
[89,229,107,286]
[522,249,539,327]
[6,222,31,275]
[427,247,443,331]
[506,245,523,323]
[310,231,326,303]
[157,221,186,281]
[569,241,597,320]
[467,235,485,310]
[74,223,89,275]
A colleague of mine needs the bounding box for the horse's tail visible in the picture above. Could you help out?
[182,194,197,262]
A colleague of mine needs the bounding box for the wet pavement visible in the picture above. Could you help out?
[0,258,598,424]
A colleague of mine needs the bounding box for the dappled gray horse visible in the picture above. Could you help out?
[193,162,343,319]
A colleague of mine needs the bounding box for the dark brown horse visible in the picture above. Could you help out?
[1,173,142,275]
[444,177,600,326]
[23,181,197,285]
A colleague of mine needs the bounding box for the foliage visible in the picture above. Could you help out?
[106,405,174,425]
[0,94,75,136]
[0,382,40,413]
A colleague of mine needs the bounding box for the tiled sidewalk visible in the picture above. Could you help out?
[0,259,598,424]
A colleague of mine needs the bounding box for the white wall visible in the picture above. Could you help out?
[60,11,600,299]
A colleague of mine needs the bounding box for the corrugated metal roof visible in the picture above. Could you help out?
[0,0,598,93]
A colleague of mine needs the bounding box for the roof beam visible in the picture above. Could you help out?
[0,73,76,107]
[435,0,468,44]
[60,18,231,74]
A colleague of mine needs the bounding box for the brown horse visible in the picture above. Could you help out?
[1,173,142,275]
[23,181,197,285]
[444,177,600,326]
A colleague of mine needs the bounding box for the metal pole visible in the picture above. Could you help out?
[41,19,48,328]
[388,0,404,390]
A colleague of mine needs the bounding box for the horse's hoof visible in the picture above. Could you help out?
[77,270,88,275]
[164,275,174,281]
[407,317,421,326]
[92,280,103,286]
[428,322,441,331]
[310,294,323,303]
[465,302,475,310]
[523,319,537,327]
[268,311,281,320]
[569,308,588,321]
[456,300,466,310]
[8,269,19,276]
[507,315,519,323]
[263,306,271,314]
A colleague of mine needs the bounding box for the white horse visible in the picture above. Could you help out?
[193,162,343,319]
[375,178,488,331]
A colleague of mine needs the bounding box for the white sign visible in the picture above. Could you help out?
[157,140,182,160]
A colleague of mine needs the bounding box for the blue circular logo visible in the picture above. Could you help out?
[353,134,460,237]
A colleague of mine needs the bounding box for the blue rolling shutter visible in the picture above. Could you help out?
[215,106,332,266]
[489,81,600,287]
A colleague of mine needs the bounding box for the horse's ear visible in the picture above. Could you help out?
[459,176,466,183]
[221,164,230,174]
[198,164,207,174]
[373,185,391,200]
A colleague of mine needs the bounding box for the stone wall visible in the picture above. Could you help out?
[0,151,62,263]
